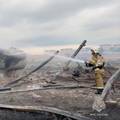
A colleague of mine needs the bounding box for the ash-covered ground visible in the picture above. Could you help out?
[0,48,119,120]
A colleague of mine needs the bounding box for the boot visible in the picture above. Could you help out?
[95,89,103,95]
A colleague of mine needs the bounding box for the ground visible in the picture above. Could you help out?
[0,53,119,120]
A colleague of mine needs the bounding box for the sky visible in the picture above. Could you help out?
[0,0,120,49]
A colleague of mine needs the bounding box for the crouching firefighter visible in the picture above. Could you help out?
[85,48,105,94]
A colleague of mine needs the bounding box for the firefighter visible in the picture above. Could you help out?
[85,48,105,94]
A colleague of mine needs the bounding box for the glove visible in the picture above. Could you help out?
[92,65,103,70]
[85,61,94,67]
[92,65,97,70]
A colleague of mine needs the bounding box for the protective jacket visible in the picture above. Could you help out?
[87,54,105,90]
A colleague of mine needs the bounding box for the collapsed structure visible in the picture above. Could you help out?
[0,41,119,120]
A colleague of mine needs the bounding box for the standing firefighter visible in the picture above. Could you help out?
[85,48,105,94]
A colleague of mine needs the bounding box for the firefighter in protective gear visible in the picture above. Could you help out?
[85,48,105,94]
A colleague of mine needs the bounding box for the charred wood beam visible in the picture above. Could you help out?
[0,104,92,120]
[101,68,120,100]
[0,87,11,91]
[64,40,87,70]
[0,84,91,94]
